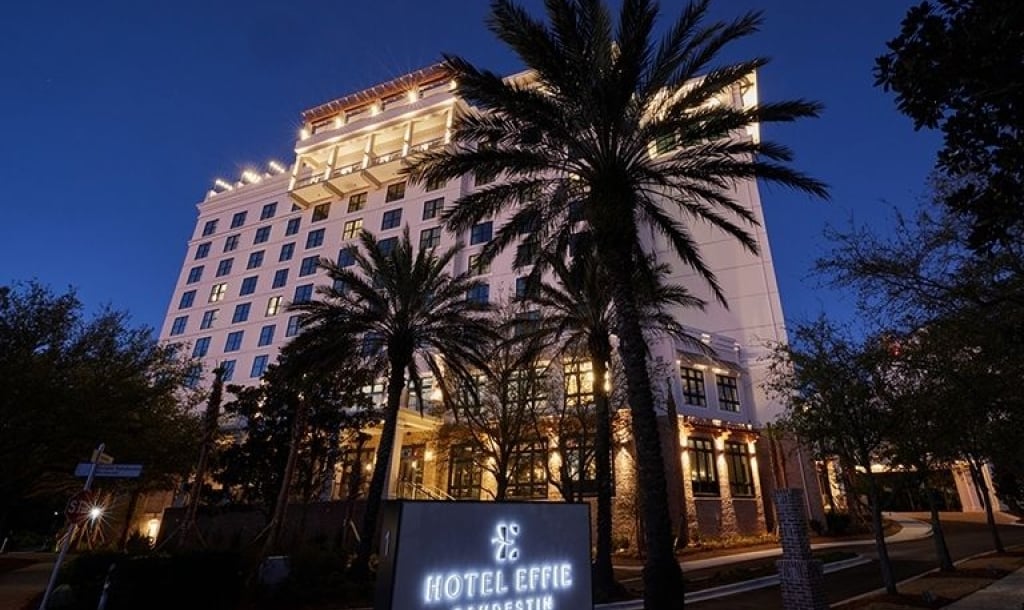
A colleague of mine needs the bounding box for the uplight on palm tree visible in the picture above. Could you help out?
[408,1,827,605]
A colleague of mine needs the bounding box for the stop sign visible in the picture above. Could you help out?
[65,490,95,525]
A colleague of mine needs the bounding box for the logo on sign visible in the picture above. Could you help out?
[492,522,519,562]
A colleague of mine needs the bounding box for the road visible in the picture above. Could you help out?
[689,518,1024,609]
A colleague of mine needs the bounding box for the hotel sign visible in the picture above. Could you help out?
[375,501,592,610]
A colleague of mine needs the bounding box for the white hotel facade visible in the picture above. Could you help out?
[158,64,822,545]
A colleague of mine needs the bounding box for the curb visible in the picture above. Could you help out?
[597,555,871,609]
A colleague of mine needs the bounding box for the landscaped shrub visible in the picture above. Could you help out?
[825,511,854,536]
[60,550,244,610]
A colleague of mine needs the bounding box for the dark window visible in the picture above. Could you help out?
[254,226,271,244]
[513,310,540,337]
[285,217,301,236]
[342,219,363,239]
[425,176,445,192]
[470,221,492,245]
[224,234,239,252]
[194,242,211,260]
[247,250,264,269]
[178,290,196,309]
[467,283,489,304]
[221,359,236,381]
[279,242,295,262]
[250,355,269,378]
[306,228,325,249]
[422,197,443,220]
[260,202,277,220]
[563,435,606,496]
[231,303,251,324]
[516,239,538,266]
[448,444,481,499]
[216,259,233,277]
[224,330,244,352]
[170,316,187,336]
[385,181,406,202]
[186,266,203,284]
[258,325,275,346]
[299,255,320,276]
[338,247,356,267]
[681,366,707,407]
[338,447,375,499]
[200,309,217,330]
[285,315,302,337]
[725,442,755,497]
[515,276,538,300]
[381,208,402,230]
[201,219,218,237]
[239,276,258,296]
[717,374,740,412]
[192,336,210,357]
[293,284,314,303]
[312,202,331,222]
[348,192,367,213]
[420,227,441,250]
[378,237,398,255]
[272,269,288,288]
[230,211,247,228]
[508,440,548,499]
[689,438,719,496]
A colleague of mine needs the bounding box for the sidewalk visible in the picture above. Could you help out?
[943,565,1024,609]
[0,553,55,610]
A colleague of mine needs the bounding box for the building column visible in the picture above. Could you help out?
[384,424,405,499]
[748,438,767,532]
[679,427,699,541]
[716,434,739,537]
[402,121,414,157]
[443,106,455,144]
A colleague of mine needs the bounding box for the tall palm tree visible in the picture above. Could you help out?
[528,250,703,599]
[289,227,492,576]
[408,1,827,604]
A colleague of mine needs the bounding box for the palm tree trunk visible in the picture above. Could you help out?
[261,394,310,558]
[589,352,616,599]
[968,459,1005,553]
[351,357,407,577]
[604,257,684,610]
[866,471,897,595]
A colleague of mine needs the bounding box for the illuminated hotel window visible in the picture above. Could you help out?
[680,366,707,407]
[209,283,227,303]
[564,359,594,408]
[448,444,481,499]
[717,374,740,412]
[468,254,489,275]
[508,440,548,499]
[342,219,363,240]
[265,296,282,316]
[725,442,755,497]
[689,438,719,496]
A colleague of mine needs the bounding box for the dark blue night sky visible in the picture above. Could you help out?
[0,0,939,333]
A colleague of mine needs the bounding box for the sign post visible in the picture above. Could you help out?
[39,443,105,610]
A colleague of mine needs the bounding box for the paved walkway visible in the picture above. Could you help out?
[0,553,54,610]
[944,565,1024,609]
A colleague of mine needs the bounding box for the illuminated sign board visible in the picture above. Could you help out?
[375,501,592,610]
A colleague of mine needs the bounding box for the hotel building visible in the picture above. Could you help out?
[157,64,822,548]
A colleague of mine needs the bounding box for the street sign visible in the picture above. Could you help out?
[74,463,143,479]
[65,490,95,525]
[91,449,114,465]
